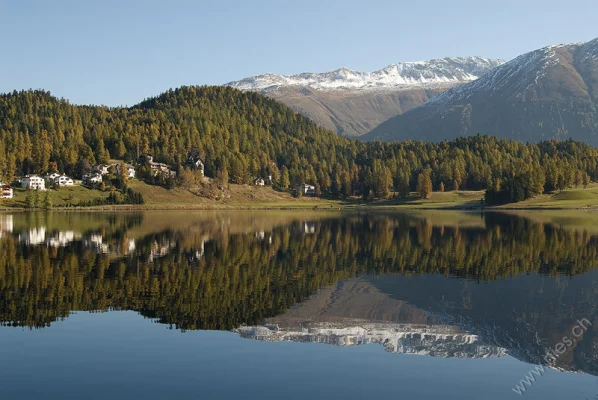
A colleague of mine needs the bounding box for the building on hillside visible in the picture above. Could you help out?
[43,172,61,184]
[186,152,205,176]
[21,175,46,191]
[44,172,74,187]
[116,163,136,179]
[56,175,74,186]
[300,183,316,196]
[139,154,176,177]
[254,178,266,186]
[254,175,272,186]
[139,154,154,164]
[93,164,113,176]
[0,184,13,199]
[83,172,103,185]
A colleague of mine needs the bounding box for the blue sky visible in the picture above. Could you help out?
[1,0,596,106]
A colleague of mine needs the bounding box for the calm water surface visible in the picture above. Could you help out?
[1,211,598,399]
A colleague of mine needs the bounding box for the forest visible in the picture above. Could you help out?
[0,87,597,203]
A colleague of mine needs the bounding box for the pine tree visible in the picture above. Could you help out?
[417,169,433,199]
[583,172,591,188]
[43,192,52,210]
[119,161,128,189]
[25,192,34,209]
[280,166,290,190]
[33,190,40,208]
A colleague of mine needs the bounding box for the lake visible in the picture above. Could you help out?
[1,210,598,399]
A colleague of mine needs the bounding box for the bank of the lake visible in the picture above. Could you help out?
[1,181,598,211]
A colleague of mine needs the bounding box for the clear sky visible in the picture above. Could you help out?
[1,0,596,106]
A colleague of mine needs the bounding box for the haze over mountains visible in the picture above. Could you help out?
[364,38,598,146]
[226,57,504,136]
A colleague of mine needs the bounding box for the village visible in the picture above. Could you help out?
[0,151,316,204]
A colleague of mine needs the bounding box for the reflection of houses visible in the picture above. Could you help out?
[48,231,79,247]
[85,234,110,253]
[148,238,178,263]
[186,152,205,176]
[0,184,13,199]
[302,222,315,234]
[0,214,13,238]
[19,227,47,245]
[140,154,176,177]
[21,175,46,191]
[254,230,273,245]
[18,227,82,247]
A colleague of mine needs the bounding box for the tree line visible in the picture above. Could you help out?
[0,87,596,203]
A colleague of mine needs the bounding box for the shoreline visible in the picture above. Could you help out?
[1,203,597,212]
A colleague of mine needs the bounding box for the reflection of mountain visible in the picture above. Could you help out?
[1,211,598,376]
[235,278,507,359]
[370,273,598,375]
[236,322,506,359]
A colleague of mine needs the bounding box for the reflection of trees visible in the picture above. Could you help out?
[0,214,597,330]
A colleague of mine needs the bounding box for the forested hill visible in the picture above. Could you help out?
[0,86,597,203]
[0,86,354,184]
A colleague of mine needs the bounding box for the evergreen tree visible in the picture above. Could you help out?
[43,192,52,210]
[280,166,290,190]
[417,169,433,199]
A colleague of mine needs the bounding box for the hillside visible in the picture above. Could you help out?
[363,38,598,145]
[227,57,504,136]
[0,87,597,207]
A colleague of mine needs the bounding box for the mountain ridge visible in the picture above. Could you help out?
[226,56,504,136]
[227,56,504,91]
[363,38,598,145]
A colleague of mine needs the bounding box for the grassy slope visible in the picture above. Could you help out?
[494,183,598,209]
[127,180,343,209]
[2,181,598,211]
[2,186,107,208]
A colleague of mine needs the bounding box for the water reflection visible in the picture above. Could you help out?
[0,211,597,377]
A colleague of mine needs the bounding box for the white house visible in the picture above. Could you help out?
[140,154,176,177]
[44,172,60,184]
[254,178,266,186]
[56,175,74,186]
[21,175,46,191]
[0,184,13,199]
[186,152,205,176]
[116,163,136,179]
[300,184,316,195]
[83,172,103,185]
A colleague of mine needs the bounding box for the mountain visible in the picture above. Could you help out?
[234,278,507,359]
[363,38,598,145]
[226,57,504,136]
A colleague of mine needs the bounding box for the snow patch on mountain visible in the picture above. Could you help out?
[226,57,505,92]
[424,39,598,108]
[235,321,508,359]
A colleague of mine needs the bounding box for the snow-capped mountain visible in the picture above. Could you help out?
[235,321,508,359]
[363,38,598,145]
[227,57,504,92]
[225,57,504,137]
